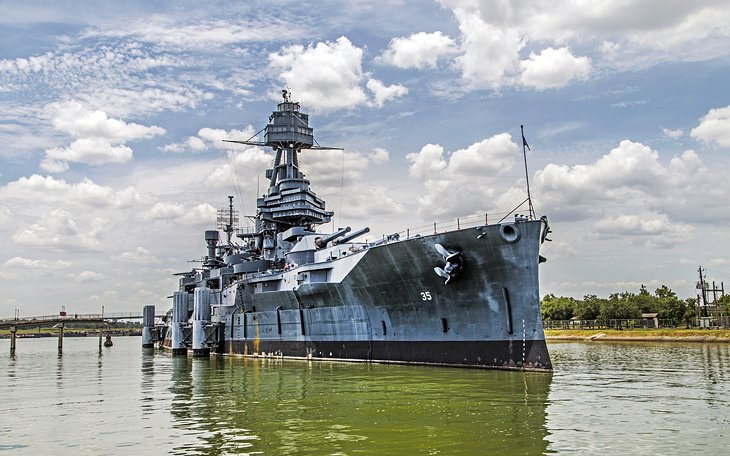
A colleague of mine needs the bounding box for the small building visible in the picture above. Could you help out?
[641,313,659,328]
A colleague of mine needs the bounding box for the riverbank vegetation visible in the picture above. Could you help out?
[540,285,727,327]
[0,321,143,337]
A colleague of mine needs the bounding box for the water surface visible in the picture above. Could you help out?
[1,337,728,454]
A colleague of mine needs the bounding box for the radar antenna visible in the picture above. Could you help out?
[216,196,239,246]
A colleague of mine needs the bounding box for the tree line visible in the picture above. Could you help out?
[541,285,706,327]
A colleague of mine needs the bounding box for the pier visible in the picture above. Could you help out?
[1,310,165,355]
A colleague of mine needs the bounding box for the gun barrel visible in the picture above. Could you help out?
[315,227,351,249]
[334,227,370,244]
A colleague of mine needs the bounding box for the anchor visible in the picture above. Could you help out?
[433,244,464,284]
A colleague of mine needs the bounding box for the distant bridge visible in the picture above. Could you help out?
[2,311,167,355]
[0,312,167,330]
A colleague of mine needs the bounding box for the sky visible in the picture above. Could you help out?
[1,0,729,317]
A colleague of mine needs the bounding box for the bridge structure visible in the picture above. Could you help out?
[1,311,167,355]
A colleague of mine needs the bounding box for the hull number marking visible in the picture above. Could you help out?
[420,291,432,301]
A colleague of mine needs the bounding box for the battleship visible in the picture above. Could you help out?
[142,92,553,370]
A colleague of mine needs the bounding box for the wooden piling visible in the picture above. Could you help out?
[58,322,64,353]
[10,325,16,355]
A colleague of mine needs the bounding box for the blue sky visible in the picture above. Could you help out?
[1,0,729,316]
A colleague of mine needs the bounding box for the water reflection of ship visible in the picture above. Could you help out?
[166,357,552,454]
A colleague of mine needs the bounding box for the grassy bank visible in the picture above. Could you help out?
[546,328,730,343]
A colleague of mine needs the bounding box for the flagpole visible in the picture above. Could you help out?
[521,125,535,220]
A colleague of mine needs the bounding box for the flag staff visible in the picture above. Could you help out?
[521,125,535,220]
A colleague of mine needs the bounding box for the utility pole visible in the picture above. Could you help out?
[697,266,708,317]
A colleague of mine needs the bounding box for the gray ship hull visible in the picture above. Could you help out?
[152,96,551,370]
[213,220,550,370]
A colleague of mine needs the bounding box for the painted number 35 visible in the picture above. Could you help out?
[420,291,432,301]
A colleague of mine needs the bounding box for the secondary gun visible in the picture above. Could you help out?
[334,227,370,244]
[315,227,351,249]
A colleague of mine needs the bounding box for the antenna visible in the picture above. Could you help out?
[521,125,536,220]
[217,196,239,245]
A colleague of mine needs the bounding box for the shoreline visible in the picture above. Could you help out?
[0,329,142,339]
[546,329,730,343]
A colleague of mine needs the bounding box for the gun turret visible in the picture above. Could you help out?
[315,227,351,249]
[334,227,370,245]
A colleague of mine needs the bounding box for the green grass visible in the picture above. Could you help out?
[545,328,730,341]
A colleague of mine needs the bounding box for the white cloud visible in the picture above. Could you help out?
[366,79,409,108]
[663,128,684,139]
[336,185,405,223]
[405,133,521,217]
[519,47,591,90]
[0,205,11,227]
[707,258,728,267]
[300,148,390,187]
[0,174,123,208]
[198,127,251,148]
[690,105,730,148]
[448,133,519,176]
[113,186,147,207]
[438,0,730,89]
[452,10,523,89]
[0,115,60,160]
[2,257,71,270]
[160,136,205,153]
[535,140,668,209]
[162,126,258,153]
[532,139,727,243]
[611,100,649,108]
[39,158,70,173]
[403,134,725,245]
[81,18,308,49]
[69,270,103,282]
[369,147,390,164]
[45,138,134,166]
[11,209,107,252]
[181,203,218,225]
[407,133,518,180]
[205,148,271,191]
[590,213,694,247]
[406,144,448,180]
[0,42,208,118]
[111,247,160,264]
[141,202,186,221]
[269,37,368,112]
[377,31,457,69]
[42,101,165,168]
[0,52,55,75]
[138,201,217,226]
[50,101,165,141]
[269,36,406,112]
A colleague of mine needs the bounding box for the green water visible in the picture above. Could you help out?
[1,337,728,455]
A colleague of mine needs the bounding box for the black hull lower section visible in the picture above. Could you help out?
[222,339,551,370]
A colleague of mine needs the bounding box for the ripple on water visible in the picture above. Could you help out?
[2,337,729,455]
